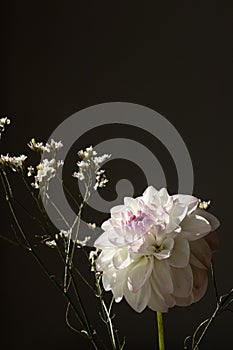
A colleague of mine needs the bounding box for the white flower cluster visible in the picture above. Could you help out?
[28,138,63,153]
[89,248,100,271]
[199,199,211,210]
[59,229,91,247]
[45,239,57,248]
[0,154,27,171]
[0,117,10,139]
[28,138,47,153]
[94,169,109,190]
[29,158,64,189]
[73,146,111,189]
[0,117,10,130]
[47,139,63,152]
[87,222,96,230]
[27,138,64,189]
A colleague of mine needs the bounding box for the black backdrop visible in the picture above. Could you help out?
[1,1,233,349]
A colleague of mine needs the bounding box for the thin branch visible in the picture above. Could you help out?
[0,233,20,247]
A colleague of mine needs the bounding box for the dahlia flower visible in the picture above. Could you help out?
[94,186,220,313]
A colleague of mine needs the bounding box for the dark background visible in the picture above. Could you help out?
[1,1,232,349]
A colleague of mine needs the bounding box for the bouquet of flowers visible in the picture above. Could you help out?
[0,117,232,349]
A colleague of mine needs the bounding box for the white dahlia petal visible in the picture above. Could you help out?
[127,256,153,292]
[195,209,220,232]
[110,204,125,214]
[103,267,127,302]
[113,248,131,269]
[189,238,212,269]
[94,231,114,248]
[204,231,219,252]
[191,265,208,302]
[123,197,134,206]
[169,237,190,268]
[130,231,156,255]
[158,188,173,209]
[180,213,212,241]
[124,280,152,313]
[148,294,168,312]
[171,265,193,298]
[170,202,188,223]
[152,259,174,295]
[173,194,199,215]
[165,203,187,233]
[174,294,194,306]
[150,261,176,309]
[154,237,174,260]
[95,248,115,270]
[102,268,116,291]
[101,219,113,231]
[143,185,161,208]
[163,294,176,308]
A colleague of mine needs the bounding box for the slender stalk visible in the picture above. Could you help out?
[192,306,218,350]
[156,312,165,350]
[21,172,54,233]
[211,261,219,302]
[45,192,70,229]
[55,240,97,346]
[56,175,81,209]
[93,265,118,349]
[1,170,100,350]
[64,174,91,292]
[0,233,20,246]
[1,172,30,248]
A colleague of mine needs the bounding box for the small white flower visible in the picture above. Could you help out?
[28,138,63,153]
[76,236,91,247]
[94,169,109,190]
[46,139,63,152]
[77,160,89,170]
[59,229,71,238]
[93,154,111,167]
[94,186,220,313]
[28,138,48,153]
[199,200,211,210]
[89,249,99,260]
[0,117,11,135]
[0,154,27,171]
[87,222,96,230]
[31,158,63,189]
[89,248,100,271]
[27,165,35,177]
[73,171,85,181]
[59,228,90,247]
[0,117,10,140]
[78,146,97,160]
[57,160,64,168]
[45,239,57,248]
[73,146,111,186]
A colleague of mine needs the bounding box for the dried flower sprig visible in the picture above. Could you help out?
[0,117,10,139]
[73,146,111,190]
[0,154,27,172]
[0,122,122,349]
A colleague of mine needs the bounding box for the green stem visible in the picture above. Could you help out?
[157,312,165,350]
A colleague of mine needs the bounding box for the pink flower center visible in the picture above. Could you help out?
[122,209,147,226]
